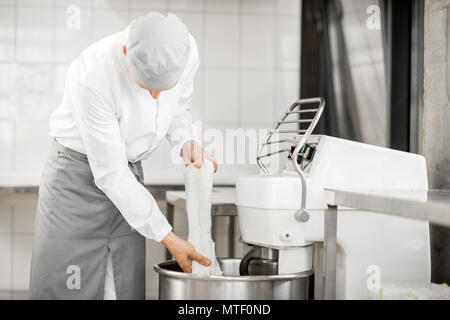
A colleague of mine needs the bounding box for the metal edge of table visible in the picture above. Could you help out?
[325,188,450,228]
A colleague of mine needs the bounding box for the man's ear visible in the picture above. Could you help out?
[122,45,127,55]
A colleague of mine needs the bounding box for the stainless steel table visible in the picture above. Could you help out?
[325,189,450,227]
[323,188,450,299]
[165,187,237,260]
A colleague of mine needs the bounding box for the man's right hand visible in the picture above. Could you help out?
[161,231,211,273]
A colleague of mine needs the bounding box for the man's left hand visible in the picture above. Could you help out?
[181,140,218,173]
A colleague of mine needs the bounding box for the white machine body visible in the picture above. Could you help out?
[236,135,430,299]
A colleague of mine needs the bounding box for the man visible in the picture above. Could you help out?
[30,12,216,299]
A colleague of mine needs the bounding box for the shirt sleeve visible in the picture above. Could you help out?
[69,78,172,242]
[165,36,199,156]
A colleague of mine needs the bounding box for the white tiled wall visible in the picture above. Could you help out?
[0,0,301,186]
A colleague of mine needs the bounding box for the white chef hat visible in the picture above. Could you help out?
[125,12,190,90]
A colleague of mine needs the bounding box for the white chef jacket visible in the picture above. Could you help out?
[49,30,198,242]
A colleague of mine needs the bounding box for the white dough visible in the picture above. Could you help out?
[184,160,223,276]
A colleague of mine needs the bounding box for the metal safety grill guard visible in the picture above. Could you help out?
[256,97,325,216]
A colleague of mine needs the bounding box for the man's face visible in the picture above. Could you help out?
[122,45,169,100]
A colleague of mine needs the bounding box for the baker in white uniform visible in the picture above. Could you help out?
[29,12,216,300]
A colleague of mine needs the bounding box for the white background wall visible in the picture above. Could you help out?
[0,0,301,186]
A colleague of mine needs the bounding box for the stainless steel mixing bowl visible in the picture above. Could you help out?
[154,258,313,300]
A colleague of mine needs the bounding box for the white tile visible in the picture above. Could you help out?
[201,122,255,167]
[0,64,14,118]
[54,6,94,63]
[55,0,93,8]
[276,15,300,69]
[93,0,130,9]
[242,0,276,14]
[204,14,239,68]
[203,69,240,124]
[13,200,37,234]
[0,120,13,171]
[276,0,301,16]
[205,0,240,13]
[0,6,15,62]
[91,8,130,42]
[172,12,203,59]
[275,70,299,117]
[201,123,259,177]
[131,8,176,21]
[241,15,275,69]
[12,235,33,292]
[0,235,12,291]
[0,204,12,234]
[168,0,203,12]
[9,64,56,120]
[16,7,53,63]
[131,0,166,11]
[17,0,53,6]
[240,70,275,125]
[207,123,255,167]
[14,120,51,171]
[200,122,228,154]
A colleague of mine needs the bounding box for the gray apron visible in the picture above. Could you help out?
[30,139,146,300]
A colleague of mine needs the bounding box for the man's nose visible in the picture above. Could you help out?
[149,90,161,99]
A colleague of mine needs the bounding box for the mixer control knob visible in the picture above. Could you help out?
[295,209,310,222]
